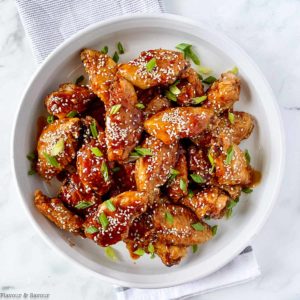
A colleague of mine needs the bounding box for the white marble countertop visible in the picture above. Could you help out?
[0,0,299,299]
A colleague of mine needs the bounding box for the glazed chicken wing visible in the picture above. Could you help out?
[153,203,212,246]
[34,190,83,234]
[176,67,205,106]
[144,95,171,119]
[80,49,117,103]
[83,191,148,246]
[36,118,81,180]
[105,78,143,162]
[135,136,178,194]
[203,72,240,114]
[112,162,137,192]
[181,187,229,219]
[166,147,189,202]
[154,242,187,267]
[118,49,189,89]
[214,144,252,186]
[144,107,213,145]
[45,83,96,119]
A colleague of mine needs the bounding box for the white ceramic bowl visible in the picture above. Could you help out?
[12,14,284,288]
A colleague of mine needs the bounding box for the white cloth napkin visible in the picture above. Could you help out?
[15,0,261,298]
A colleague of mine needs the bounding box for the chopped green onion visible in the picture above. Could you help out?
[112,51,119,63]
[75,201,93,209]
[192,95,207,104]
[212,225,218,236]
[26,152,36,161]
[50,138,64,156]
[148,243,155,259]
[135,147,153,156]
[228,111,235,124]
[188,190,194,199]
[101,46,108,54]
[208,150,215,173]
[226,200,238,219]
[110,104,122,115]
[242,187,253,194]
[101,161,109,182]
[191,222,204,231]
[203,76,217,84]
[43,152,60,168]
[134,248,145,256]
[146,58,156,72]
[190,173,205,184]
[179,179,187,193]
[86,226,98,234]
[47,115,54,124]
[165,211,174,225]
[90,121,98,138]
[128,152,140,162]
[75,75,84,85]
[225,145,234,165]
[185,47,200,65]
[244,149,251,164]
[135,103,145,109]
[169,168,180,182]
[117,42,125,54]
[98,212,109,229]
[28,169,36,176]
[169,84,181,95]
[67,110,78,118]
[165,90,177,102]
[112,166,120,173]
[231,66,239,75]
[197,73,203,80]
[105,199,116,212]
[105,246,118,261]
[91,147,103,157]
[192,244,198,253]
[175,43,192,51]
[198,66,212,74]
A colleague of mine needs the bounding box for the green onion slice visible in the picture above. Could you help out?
[47,115,54,124]
[26,152,36,161]
[112,51,119,63]
[165,90,177,102]
[190,173,205,184]
[105,199,116,212]
[43,152,60,168]
[169,168,180,182]
[105,246,118,261]
[188,190,194,199]
[192,95,207,104]
[165,211,174,225]
[169,84,181,95]
[198,66,212,74]
[225,145,234,165]
[244,149,251,164]
[135,103,145,109]
[75,201,93,209]
[135,147,153,156]
[191,222,204,231]
[67,111,78,118]
[212,225,218,236]
[101,161,109,182]
[86,226,98,234]
[117,42,125,54]
[208,150,215,173]
[242,187,253,194]
[110,104,122,115]
[179,179,187,193]
[90,121,98,138]
[134,248,145,256]
[146,58,157,72]
[192,244,198,253]
[101,46,108,54]
[91,147,103,157]
[231,66,239,75]
[175,43,192,51]
[50,138,64,156]
[98,212,109,229]
[228,111,235,124]
[203,76,217,84]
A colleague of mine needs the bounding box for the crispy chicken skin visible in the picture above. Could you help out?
[176,67,205,106]
[166,147,189,202]
[193,111,254,148]
[34,190,83,234]
[84,191,148,246]
[36,118,81,180]
[105,78,143,162]
[154,242,188,267]
[80,49,117,103]
[113,162,137,192]
[203,72,240,114]
[76,138,112,195]
[144,107,214,145]
[181,187,229,219]
[45,83,96,119]
[135,136,178,193]
[214,144,252,186]
[59,173,101,210]
[144,95,171,119]
[118,49,189,89]
[218,184,242,200]
[153,203,213,246]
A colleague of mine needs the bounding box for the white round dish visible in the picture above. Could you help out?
[12,14,285,288]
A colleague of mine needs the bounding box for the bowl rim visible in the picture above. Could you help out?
[11,13,285,288]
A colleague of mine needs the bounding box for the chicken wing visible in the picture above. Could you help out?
[45,83,96,119]
[36,118,81,180]
[166,147,189,202]
[144,107,213,145]
[83,191,148,246]
[105,78,143,162]
[112,162,137,192]
[135,136,178,194]
[34,190,83,234]
[203,72,240,114]
[153,203,212,246]
[118,49,189,89]
[144,95,171,119]
[176,67,205,106]
[80,49,117,103]
[181,187,229,219]
[154,242,187,267]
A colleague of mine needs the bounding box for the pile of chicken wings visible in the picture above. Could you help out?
[32,47,255,266]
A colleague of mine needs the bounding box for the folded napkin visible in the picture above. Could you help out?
[16,0,261,297]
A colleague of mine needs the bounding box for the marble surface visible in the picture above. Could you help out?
[0,0,299,299]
